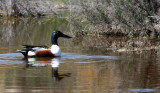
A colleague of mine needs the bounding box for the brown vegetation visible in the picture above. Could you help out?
[71,0,160,39]
[0,0,80,17]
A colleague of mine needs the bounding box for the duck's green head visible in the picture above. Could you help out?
[51,30,72,45]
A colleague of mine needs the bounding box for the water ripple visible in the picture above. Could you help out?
[129,89,157,92]
[62,53,119,60]
[0,53,119,65]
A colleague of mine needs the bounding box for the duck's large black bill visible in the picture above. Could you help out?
[61,33,72,38]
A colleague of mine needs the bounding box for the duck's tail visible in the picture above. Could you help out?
[17,45,49,57]
[17,45,32,56]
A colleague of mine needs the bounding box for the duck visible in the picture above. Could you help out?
[18,30,72,57]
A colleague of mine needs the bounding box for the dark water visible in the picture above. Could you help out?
[0,16,160,93]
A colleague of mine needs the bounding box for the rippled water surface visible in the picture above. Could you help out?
[0,17,160,93]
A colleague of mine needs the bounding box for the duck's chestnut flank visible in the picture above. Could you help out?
[35,50,54,57]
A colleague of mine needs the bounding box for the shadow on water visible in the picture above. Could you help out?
[0,16,160,93]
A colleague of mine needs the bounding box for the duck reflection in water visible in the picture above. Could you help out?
[51,57,71,81]
[24,57,71,81]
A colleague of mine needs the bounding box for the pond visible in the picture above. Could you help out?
[0,16,160,93]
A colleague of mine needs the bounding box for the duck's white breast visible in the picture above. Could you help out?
[51,45,61,56]
[28,51,36,56]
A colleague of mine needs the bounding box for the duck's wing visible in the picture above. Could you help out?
[23,45,49,50]
[18,45,49,56]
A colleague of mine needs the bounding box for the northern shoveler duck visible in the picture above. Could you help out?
[18,30,72,57]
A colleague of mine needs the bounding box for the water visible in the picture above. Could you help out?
[0,16,160,93]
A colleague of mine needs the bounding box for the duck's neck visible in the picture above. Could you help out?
[52,39,58,45]
[51,35,59,45]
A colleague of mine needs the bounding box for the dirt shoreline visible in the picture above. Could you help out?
[72,30,160,52]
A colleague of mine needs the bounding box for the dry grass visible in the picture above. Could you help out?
[70,0,160,38]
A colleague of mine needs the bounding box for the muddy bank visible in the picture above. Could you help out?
[0,0,80,17]
[74,19,160,51]
[93,23,160,39]
[72,30,160,52]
